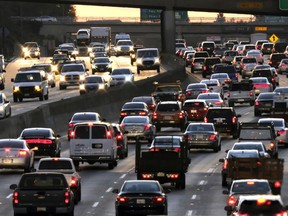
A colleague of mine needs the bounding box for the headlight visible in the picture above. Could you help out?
[52,65,57,71]
[60,75,66,82]
[79,84,85,90]
[79,75,85,81]
[14,86,20,92]
[34,85,41,91]
[155,57,160,64]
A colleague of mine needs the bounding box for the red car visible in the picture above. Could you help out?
[182,99,209,121]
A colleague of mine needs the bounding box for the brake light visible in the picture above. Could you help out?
[25,139,52,144]
[153,112,157,119]
[277,130,286,135]
[255,101,259,106]
[228,196,236,206]
[70,176,77,187]
[153,196,165,202]
[204,117,208,123]
[120,112,127,116]
[117,196,128,202]
[116,135,123,140]
[13,191,19,205]
[144,124,150,131]
[167,174,179,178]
[142,174,153,179]
[106,131,112,139]
[18,150,28,156]
[232,117,237,124]
[209,134,217,140]
[274,181,281,188]
[178,112,184,119]
[64,190,70,204]
[139,111,147,116]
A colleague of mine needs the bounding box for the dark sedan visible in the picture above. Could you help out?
[18,128,61,157]
[113,180,168,216]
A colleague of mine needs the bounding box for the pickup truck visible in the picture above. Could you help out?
[10,172,75,216]
[36,157,82,204]
[237,122,278,158]
[135,136,191,189]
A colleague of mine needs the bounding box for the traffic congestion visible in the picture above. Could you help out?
[1,27,288,216]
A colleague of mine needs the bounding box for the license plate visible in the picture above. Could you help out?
[3,159,11,164]
[37,207,46,212]
[157,172,165,177]
[137,199,145,204]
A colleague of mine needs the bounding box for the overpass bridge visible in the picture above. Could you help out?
[4,0,287,54]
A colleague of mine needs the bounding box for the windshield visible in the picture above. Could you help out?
[15,73,41,82]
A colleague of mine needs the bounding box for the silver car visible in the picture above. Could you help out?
[0,93,11,119]
[0,139,35,172]
[258,118,288,146]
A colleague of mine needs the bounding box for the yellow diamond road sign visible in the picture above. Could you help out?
[269,34,279,43]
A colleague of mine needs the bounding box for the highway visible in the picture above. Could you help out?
[0,56,288,216]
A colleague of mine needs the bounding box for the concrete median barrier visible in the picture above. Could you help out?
[0,54,186,138]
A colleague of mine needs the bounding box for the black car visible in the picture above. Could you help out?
[113,180,168,216]
[119,102,150,123]
[204,107,241,138]
[18,128,61,157]
[202,57,221,78]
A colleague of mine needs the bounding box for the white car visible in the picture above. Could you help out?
[110,68,134,86]
[0,93,11,118]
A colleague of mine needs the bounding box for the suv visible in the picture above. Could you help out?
[152,101,187,132]
[69,122,118,169]
[11,70,49,102]
[204,107,241,138]
[22,42,40,59]
[202,57,221,78]
[136,48,160,74]
[198,41,216,56]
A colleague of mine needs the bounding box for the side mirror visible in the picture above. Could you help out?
[10,184,17,190]
[112,189,119,194]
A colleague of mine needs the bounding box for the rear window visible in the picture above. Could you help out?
[38,161,73,170]
[157,104,180,112]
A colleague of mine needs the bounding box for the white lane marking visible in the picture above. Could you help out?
[120,174,126,179]
[187,210,193,216]
[191,195,197,200]
[198,180,207,185]
[106,187,112,192]
[92,202,99,207]
[6,193,13,199]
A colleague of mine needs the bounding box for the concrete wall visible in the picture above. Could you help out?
[0,54,186,138]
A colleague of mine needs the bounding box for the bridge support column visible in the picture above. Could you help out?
[161,10,175,54]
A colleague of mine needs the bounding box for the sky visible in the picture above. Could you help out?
[75,5,252,19]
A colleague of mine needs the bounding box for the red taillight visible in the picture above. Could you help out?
[25,139,52,144]
[255,101,259,106]
[116,135,123,140]
[204,117,208,123]
[178,112,184,119]
[139,111,147,116]
[106,131,112,139]
[18,150,28,156]
[64,191,70,204]
[209,134,217,141]
[117,196,128,202]
[232,117,237,124]
[13,191,19,205]
[228,196,236,206]
[277,130,286,135]
[120,112,127,116]
[70,177,77,187]
[153,196,165,202]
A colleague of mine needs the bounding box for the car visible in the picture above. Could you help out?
[223,179,273,215]
[18,127,61,158]
[230,142,270,158]
[113,180,168,216]
[182,99,209,121]
[149,136,182,152]
[220,149,261,187]
[110,68,134,86]
[246,49,264,64]
[210,73,231,86]
[152,101,187,132]
[79,75,109,95]
[33,16,57,22]
[131,96,157,113]
[241,63,257,78]
[191,57,205,73]
[91,57,113,74]
[197,92,224,107]
[112,123,128,159]
[0,92,11,119]
[0,139,35,172]
[249,77,273,96]
[119,102,150,123]
[269,53,287,68]
[204,107,241,138]
[258,118,288,146]
[31,63,56,88]
[11,70,49,102]
[277,58,288,74]
[120,116,156,142]
[221,50,238,65]
[67,112,105,140]
[202,57,221,78]
[254,92,280,116]
[227,195,287,216]
[251,68,277,89]
[199,79,222,94]
[185,83,209,100]
[22,42,40,59]
[261,42,274,55]
[184,122,221,152]
[136,48,160,74]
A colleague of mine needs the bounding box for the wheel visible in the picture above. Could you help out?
[44,93,48,100]
[39,93,44,101]
[13,95,18,102]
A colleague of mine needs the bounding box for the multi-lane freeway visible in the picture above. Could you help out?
[0,55,288,216]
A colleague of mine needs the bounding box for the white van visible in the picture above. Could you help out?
[69,122,118,169]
